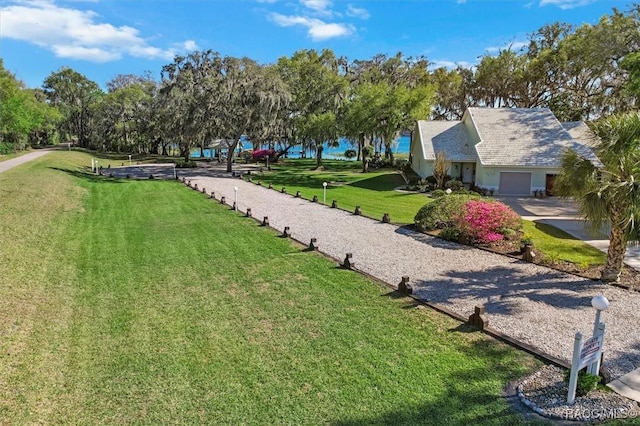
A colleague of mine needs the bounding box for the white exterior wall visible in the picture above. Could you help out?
[450,162,463,181]
[475,166,559,193]
[412,158,433,178]
[464,116,481,144]
[410,123,434,178]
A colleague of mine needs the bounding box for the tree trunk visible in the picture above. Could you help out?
[275,144,293,160]
[315,144,323,169]
[226,136,241,173]
[361,135,368,173]
[601,222,627,282]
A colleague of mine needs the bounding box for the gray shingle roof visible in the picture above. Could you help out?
[415,120,477,162]
[562,121,600,148]
[467,107,600,167]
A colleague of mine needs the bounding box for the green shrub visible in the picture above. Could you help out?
[396,159,410,170]
[431,189,446,198]
[344,149,357,159]
[414,193,481,230]
[564,369,601,396]
[445,179,464,191]
[176,160,197,168]
[0,142,14,155]
[439,227,461,241]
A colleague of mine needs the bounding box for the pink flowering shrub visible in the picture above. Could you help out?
[453,200,521,244]
[252,149,277,161]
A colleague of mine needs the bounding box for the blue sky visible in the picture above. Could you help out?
[0,0,627,89]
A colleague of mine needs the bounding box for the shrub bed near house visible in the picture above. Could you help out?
[414,194,522,245]
[414,193,481,230]
[452,199,522,244]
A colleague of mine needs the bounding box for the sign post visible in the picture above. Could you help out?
[588,322,606,376]
[567,332,583,405]
[567,329,605,404]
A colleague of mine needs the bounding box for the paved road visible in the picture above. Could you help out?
[0,150,53,174]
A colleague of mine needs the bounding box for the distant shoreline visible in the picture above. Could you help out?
[191,135,410,160]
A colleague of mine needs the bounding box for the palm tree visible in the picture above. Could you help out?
[555,112,640,282]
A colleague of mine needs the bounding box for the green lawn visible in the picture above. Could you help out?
[246,159,432,224]
[0,151,548,425]
[256,159,607,267]
[523,221,606,267]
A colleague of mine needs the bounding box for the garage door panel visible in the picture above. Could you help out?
[499,172,531,195]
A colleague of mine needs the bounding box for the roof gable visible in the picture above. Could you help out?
[467,107,600,167]
[415,120,477,162]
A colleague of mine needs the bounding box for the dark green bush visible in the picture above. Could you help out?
[344,149,357,159]
[414,193,481,230]
[176,160,197,168]
[0,142,13,155]
[564,369,601,396]
[431,189,446,198]
[439,227,461,241]
[446,179,464,191]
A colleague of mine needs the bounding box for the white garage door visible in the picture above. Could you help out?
[499,172,531,195]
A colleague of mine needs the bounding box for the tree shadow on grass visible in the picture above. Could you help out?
[50,167,125,184]
[332,337,542,425]
[380,290,421,309]
[530,221,579,241]
[278,158,363,172]
[347,173,405,192]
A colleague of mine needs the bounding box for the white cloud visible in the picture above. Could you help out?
[346,4,369,19]
[539,0,595,9]
[181,40,199,51]
[301,0,332,12]
[52,45,120,62]
[269,13,353,41]
[0,0,195,62]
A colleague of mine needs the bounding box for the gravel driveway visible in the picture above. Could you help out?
[171,166,640,383]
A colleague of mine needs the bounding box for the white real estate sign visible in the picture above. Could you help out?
[578,335,602,369]
[567,327,605,405]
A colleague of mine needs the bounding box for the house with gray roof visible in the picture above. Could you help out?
[410,107,600,196]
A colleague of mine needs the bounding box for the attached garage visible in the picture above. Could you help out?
[499,172,531,196]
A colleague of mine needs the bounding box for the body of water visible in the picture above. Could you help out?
[191,135,411,160]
